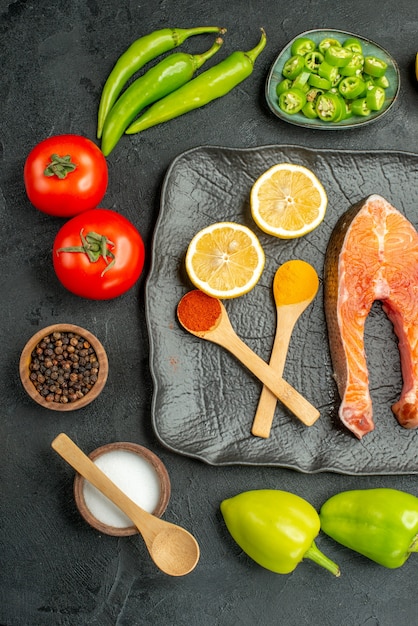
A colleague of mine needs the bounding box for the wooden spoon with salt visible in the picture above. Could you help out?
[251,260,319,438]
[52,433,200,577]
[177,290,320,427]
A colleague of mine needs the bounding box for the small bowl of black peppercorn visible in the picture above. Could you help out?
[19,323,108,411]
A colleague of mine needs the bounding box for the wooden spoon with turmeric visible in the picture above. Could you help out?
[251,260,319,438]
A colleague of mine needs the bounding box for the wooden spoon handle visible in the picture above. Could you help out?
[218,329,320,426]
[52,433,200,577]
[251,307,297,437]
[51,433,152,534]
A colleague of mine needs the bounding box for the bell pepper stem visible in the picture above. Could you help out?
[409,533,418,553]
[304,541,341,576]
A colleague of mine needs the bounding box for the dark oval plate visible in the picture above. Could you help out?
[146,145,418,474]
[265,29,400,130]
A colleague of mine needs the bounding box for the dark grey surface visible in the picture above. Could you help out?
[1,1,418,625]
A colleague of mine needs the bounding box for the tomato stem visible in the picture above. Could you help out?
[56,229,116,276]
[44,153,77,179]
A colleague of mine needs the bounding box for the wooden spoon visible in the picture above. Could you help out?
[251,261,320,438]
[51,433,200,576]
[177,292,320,426]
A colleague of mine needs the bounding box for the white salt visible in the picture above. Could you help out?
[82,449,161,528]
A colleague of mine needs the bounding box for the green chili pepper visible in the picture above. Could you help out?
[282,54,305,79]
[318,37,341,55]
[302,100,318,118]
[318,60,340,84]
[291,69,311,92]
[362,77,375,94]
[316,91,345,121]
[325,45,353,67]
[320,488,418,569]
[333,94,348,121]
[363,55,388,77]
[290,36,316,56]
[275,36,390,124]
[306,87,324,101]
[276,78,292,96]
[302,88,323,117]
[338,75,366,99]
[304,50,324,72]
[126,29,266,136]
[340,53,364,76]
[279,87,306,114]
[221,490,340,576]
[351,97,371,116]
[374,74,390,88]
[97,25,225,138]
[308,73,331,90]
[101,37,223,156]
[366,85,386,110]
[343,37,363,54]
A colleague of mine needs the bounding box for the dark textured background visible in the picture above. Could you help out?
[1,1,418,625]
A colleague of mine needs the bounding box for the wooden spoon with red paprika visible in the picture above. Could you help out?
[177,290,320,427]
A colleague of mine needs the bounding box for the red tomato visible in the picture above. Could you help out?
[52,209,145,299]
[24,134,108,217]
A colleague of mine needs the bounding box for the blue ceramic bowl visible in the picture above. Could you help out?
[265,29,400,130]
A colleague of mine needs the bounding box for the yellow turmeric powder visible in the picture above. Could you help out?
[274,260,319,306]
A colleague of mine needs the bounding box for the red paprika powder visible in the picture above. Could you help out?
[177,290,221,332]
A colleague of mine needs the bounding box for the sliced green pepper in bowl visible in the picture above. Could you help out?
[266,29,399,128]
[279,88,306,114]
[364,55,388,77]
[338,75,366,99]
[290,36,316,56]
[282,54,305,79]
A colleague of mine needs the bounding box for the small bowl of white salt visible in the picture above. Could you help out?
[73,442,171,536]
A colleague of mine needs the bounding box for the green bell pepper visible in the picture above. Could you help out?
[220,489,341,576]
[320,488,418,569]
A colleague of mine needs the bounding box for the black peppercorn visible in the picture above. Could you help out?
[29,331,100,404]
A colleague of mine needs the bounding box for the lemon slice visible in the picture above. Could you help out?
[185,222,265,299]
[250,163,328,239]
